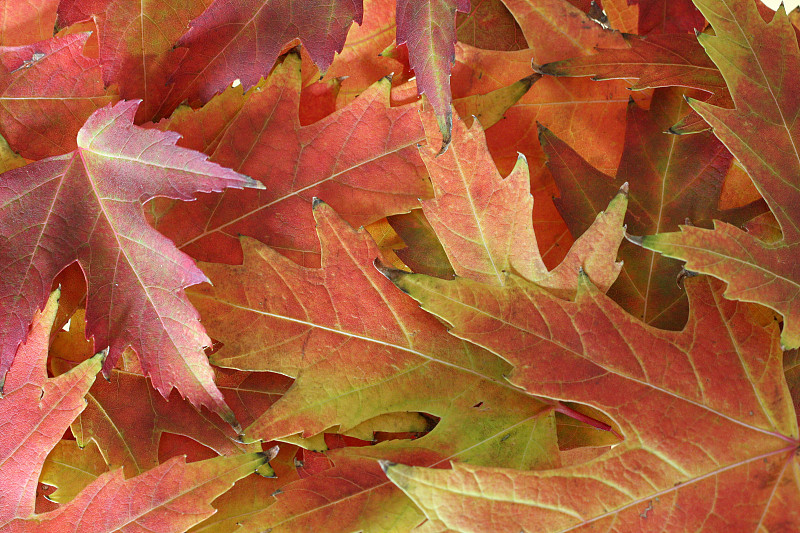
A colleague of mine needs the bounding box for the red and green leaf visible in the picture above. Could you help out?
[638,0,800,348]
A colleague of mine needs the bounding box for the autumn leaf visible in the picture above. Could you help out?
[0,100,262,424]
[0,290,102,525]
[56,0,207,122]
[189,202,556,447]
[6,453,272,532]
[189,207,568,531]
[542,87,766,328]
[396,0,469,151]
[154,50,529,267]
[636,0,800,349]
[417,110,626,296]
[48,310,287,477]
[0,33,117,159]
[154,51,429,267]
[450,0,631,265]
[167,0,364,109]
[383,270,799,532]
[187,109,627,444]
[184,107,633,527]
[0,295,275,530]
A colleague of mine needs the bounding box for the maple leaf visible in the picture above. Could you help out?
[0,99,263,424]
[184,118,626,530]
[635,0,800,349]
[417,110,626,296]
[188,111,627,443]
[396,0,469,151]
[154,51,429,267]
[48,309,290,477]
[167,0,364,110]
[382,269,799,531]
[189,203,556,445]
[56,0,207,122]
[0,33,117,159]
[0,290,102,525]
[542,87,766,328]
[6,452,272,532]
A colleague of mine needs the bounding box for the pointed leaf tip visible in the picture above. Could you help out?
[246,177,266,190]
[625,233,645,246]
[261,445,280,462]
[312,197,325,209]
[619,182,629,195]
[378,459,397,473]
[436,112,453,156]
[374,259,408,285]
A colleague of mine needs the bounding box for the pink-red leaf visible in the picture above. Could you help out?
[396,0,469,150]
[0,291,101,525]
[168,0,364,109]
[0,100,261,424]
[57,0,207,122]
[0,33,117,159]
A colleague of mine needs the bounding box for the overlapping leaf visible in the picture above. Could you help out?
[417,110,626,296]
[312,0,403,105]
[168,0,364,109]
[396,0,469,150]
[384,269,799,532]
[49,310,289,477]
[450,0,631,265]
[637,0,800,348]
[0,33,117,159]
[188,209,567,531]
[155,50,531,267]
[190,202,554,444]
[0,291,102,526]
[542,87,765,328]
[57,0,206,122]
[0,100,262,423]
[6,452,271,532]
[154,52,429,267]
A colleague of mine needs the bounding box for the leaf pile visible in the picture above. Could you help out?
[1,0,799,531]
